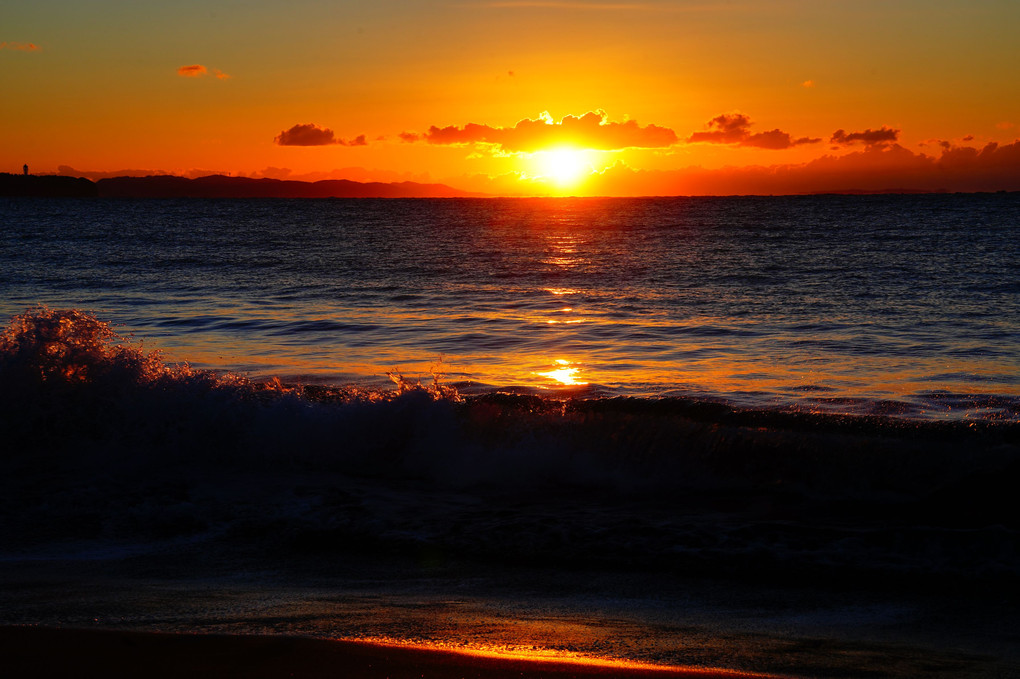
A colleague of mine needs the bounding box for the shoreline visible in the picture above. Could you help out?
[0,626,779,678]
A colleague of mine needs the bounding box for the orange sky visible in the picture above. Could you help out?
[2,1,1018,195]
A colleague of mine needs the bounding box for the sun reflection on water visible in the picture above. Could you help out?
[541,234,588,269]
[536,359,588,386]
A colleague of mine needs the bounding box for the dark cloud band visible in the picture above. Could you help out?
[687,113,821,149]
[274,124,367,147]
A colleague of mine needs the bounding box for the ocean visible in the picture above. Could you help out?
[1,194,1018,677]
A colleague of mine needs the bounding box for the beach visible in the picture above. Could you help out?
[1,626,778,679]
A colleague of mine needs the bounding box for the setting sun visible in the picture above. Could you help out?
[535,148,592,188]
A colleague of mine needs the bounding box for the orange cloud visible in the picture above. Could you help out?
[830,126,899,147]
[482,2,653,9]
[177,64,208,77]
[177,64,230,79]
[410,110,678,153]
[274,123,368,147]
[687,113,821,149]
[0,41,40,51]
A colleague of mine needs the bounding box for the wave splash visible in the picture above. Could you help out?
[2,308,1018,583]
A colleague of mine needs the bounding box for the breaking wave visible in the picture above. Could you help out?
[2,308,1018,584]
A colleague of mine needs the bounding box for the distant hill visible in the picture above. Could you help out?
[95,174,486,198]
[0,173,97,197]
[0,173,485,198]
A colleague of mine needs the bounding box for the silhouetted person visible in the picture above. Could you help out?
[23,164,28,176]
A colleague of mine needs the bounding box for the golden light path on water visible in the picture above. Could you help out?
[536,359,588,386]
[127,207,1019,415]
[165,329,1020,416]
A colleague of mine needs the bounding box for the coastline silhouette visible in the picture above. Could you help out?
[0,173,482,198]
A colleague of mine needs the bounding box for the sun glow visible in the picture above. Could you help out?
[534,148,592,188]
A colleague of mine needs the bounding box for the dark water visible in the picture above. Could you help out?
[2,194,1018,419]
[1,195,1019,677]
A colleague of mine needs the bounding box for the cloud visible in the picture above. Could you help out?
[177,64,207,77]
[274,124,337,146]
[563,140,1020,196]
[686,113,750,144]
[254,166,293,180]
[830,126,899,147]
[274,123,368,147]
[481,2,657,9]
[686,113,821,149]
[250,166,432,183]
[409,110,677,153]
[996,121,1015,130]
[920,134,983,151]
[801,80,815,88]
[0,41,40,51]
[56,166,172,181]
[177,64,231,79]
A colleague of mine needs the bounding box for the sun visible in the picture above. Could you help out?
[536,148,591,187]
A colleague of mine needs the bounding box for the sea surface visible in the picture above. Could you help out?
[1,194,1019,677]
[2,194,1018,419]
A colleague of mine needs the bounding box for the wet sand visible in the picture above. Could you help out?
[0,626,778,678]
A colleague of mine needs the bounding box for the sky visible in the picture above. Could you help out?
[2,0,1019,196]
